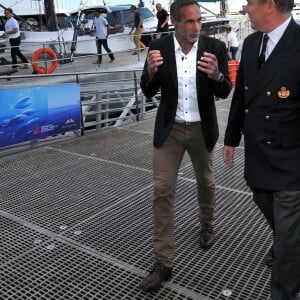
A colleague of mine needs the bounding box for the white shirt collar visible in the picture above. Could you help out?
[173,35,198,54]
[267,16,291,45]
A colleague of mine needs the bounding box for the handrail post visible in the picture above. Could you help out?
[133,70,139,122]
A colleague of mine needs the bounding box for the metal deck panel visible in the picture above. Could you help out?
[0,99,273,299]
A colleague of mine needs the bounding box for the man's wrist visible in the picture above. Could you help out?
[214,71,224,82]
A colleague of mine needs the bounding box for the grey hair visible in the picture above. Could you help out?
[259,0,294,13]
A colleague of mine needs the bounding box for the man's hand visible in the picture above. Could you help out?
[223,145,235,167]
[147,49,163,81]
[197,51,219,80]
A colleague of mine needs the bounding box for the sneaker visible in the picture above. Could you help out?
[20,64,29,69]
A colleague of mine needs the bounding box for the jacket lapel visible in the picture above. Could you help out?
[196,35,206,82]
[162,36,178,90]
[245,19,298,105]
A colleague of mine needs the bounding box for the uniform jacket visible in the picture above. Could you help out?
[140,35,232,152]
[224,19,300,191]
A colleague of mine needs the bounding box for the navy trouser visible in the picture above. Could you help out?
[9,36,28,68]
[95,38,114,64]
[253,188,300,300]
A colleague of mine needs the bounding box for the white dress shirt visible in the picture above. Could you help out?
[174,36,201,122]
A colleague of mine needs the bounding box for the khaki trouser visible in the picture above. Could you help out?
[152,122,216,267]
[133,28,146,53]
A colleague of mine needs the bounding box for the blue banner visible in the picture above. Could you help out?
[0,83,81,147]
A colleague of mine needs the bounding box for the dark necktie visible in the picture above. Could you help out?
[258,34,269,70]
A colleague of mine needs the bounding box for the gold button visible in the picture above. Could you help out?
[245,86,248,90]
[267,141,272,144]
[266,91,271,96]
[265,115,270,120]
[245,109,249,113]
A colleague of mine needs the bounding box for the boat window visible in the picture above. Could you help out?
[19,18,39,31]
[99,10,133,27]
[84,12,95,21]
[122,11,134,26]
[138,8,154,20]
[107,8,154,27]
[74,6,155,31]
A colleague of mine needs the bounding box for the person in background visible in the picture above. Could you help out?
[93,8,115,65]
[129,5,146,54]
[156,3,169,38]
[225,26,239,60]
[2,8,29,70]
[138,0,145,8]
[140,0,232,292]
[223,0,300,299]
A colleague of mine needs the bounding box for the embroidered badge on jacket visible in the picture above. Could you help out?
[278,87,290,99]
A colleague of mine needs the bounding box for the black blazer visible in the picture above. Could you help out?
[141,34,232,152]
[225,18,300,190]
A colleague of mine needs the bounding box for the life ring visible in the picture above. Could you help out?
[31,48,58,74]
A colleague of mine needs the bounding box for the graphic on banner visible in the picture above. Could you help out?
[0,84,80,147]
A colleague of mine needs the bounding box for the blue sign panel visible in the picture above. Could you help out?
[0,83,80,147]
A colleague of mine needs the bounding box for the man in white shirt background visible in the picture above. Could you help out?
[1,8,29,70]
[226,25,239,60]
[93,8,115,65]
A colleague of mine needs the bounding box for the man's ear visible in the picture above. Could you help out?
[170,16,176,27]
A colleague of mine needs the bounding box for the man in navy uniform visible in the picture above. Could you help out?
[223,0,300,299]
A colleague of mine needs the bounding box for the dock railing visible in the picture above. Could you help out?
[0,18,252,155]
[0,66,160,156]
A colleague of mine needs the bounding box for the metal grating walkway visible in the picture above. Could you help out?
[0,99,272,300]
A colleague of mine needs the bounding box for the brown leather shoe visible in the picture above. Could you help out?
[200,223,215,249]
[139,262,172,292]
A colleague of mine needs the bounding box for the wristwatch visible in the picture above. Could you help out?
[215,72,224,82]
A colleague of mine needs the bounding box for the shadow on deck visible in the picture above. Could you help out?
[0,99,272,300]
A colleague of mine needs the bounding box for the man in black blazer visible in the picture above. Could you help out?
[223,0,300,299]
[140,0,232,292]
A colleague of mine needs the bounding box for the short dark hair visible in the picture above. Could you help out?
[170,0,199,21]
[130,5,137,10]
[5,8,13,14]
[259,0,294,13]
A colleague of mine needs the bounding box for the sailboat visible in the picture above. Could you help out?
[0,0,75,58]
[0,0,157,57]
[0,0,230,63]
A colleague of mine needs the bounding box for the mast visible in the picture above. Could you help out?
[220,0,228,16]
[44,0,59,31]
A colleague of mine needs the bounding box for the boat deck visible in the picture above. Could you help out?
[0,99,273,300]
[0,47,147,80]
